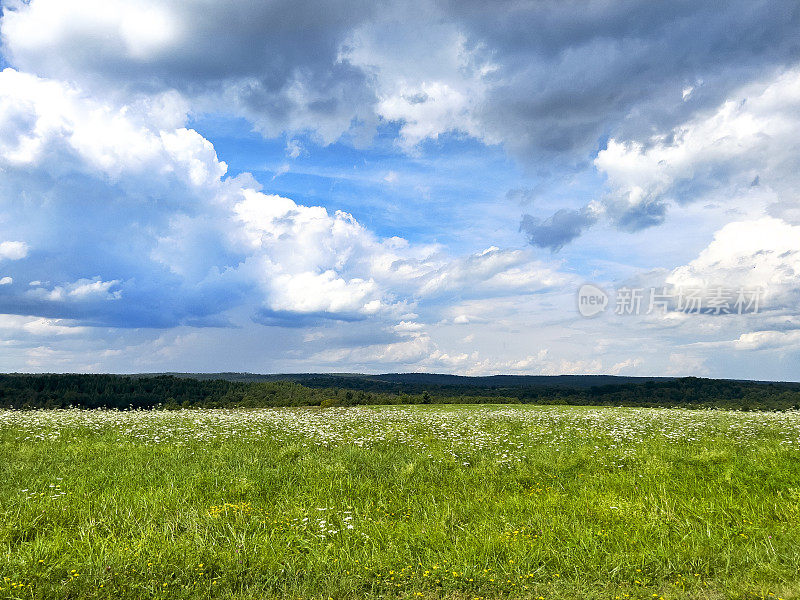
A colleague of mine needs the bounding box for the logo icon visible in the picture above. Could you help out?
[577,283,608,317]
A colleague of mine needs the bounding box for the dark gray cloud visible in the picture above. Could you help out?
[604,196,669,233]
[444,0,800,160]
[519,206,597,251]
[1,0,381,142]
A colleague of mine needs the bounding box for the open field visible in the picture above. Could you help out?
[1,405,799,600]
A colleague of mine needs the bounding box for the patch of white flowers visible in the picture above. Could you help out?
[1,405,799,464]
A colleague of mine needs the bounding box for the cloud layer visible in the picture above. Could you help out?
[0,68,561,334]
[0,0,799,377]
[4,0,798,158]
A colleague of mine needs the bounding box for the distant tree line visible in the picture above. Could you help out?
[0,374,798,411]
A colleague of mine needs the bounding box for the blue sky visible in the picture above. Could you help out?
[0,0,799,379]
[194,117,527,249]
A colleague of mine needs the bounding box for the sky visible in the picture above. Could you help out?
[0,0,799,379]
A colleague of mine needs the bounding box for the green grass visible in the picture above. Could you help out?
[1,405,799,599]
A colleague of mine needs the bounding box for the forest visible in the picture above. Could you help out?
[0,373,799,411]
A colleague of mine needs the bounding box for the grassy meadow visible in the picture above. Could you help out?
[1,405,799,599]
